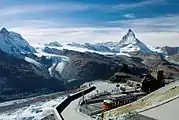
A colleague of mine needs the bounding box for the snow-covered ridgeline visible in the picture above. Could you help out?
[0,28,35,56]
[45,44,131,57]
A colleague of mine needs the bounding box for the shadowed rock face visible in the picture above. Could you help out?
[142,54,179,78]
[161,46,179,56]
[167,54,179,63]
[159,46,179,64]
[44,48,149,81]
[0,50,66,102]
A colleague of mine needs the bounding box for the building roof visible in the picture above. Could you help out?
[103,100,113,104]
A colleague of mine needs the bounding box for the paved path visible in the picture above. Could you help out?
[62,81,117,120]
[141,97,179,120]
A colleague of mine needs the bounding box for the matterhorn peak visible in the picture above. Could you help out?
[0,27,9,35]
[118,29,152,53]
[126,29,135,38]
[120,29,136,44]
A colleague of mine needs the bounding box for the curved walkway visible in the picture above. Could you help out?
[62,81,117,120]
[141,96,179,120]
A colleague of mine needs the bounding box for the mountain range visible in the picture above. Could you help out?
[64,29,152,54]
[0,28,179,102]
[45,29,178,56]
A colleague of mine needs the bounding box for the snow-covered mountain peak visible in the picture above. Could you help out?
[45,41,62,47]
[118,29,152,53]
[0,28,36,56]
[0,27,9,35]
[126,29,135,38]
[119,29,137,45]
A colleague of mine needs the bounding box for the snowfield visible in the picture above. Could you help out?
[43,44,131,57]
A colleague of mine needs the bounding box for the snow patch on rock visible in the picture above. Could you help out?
[25,57,42,67]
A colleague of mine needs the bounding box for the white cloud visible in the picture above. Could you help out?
[9,26,125,45]
[112,0,166,10]
[0,0,166,17]
[137,32,179,47]
[108,15,179,32]
[122,13,136,19]
[0,3,93,16]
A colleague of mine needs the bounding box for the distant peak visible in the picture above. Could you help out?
[119,29,137,44]
[0,27,9,34]
[126,29,135,38]
[46,41,62,47]
[128,29,133,32]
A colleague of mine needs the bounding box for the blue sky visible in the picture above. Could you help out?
[0,0,179,46]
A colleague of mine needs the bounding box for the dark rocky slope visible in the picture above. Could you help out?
[0,50,66,102]
[44,47,149,82]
